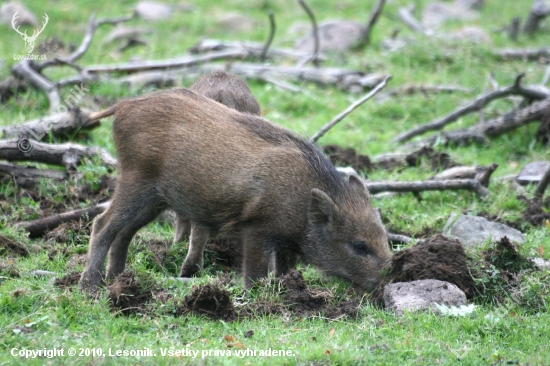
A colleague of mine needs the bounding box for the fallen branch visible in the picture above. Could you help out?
[310,75,391,143]
[534,164,550,199]
[387,232,412,244]
[509,17,521,41]
[498,47,550,61]
[523,0,550,35]
[15,201,111,237]
[10,14,135,113]
[1,108,99,140]
[85,49,248,74]
[424,96,550,146]
[394,73,550,143]
[432,163,499,188]
[37,14,135,71]
[366,179,490,197]
[376,84,471,102]
[0,162,66,188]
[260,11,276,63]
[189,39,314,61]
[397,5,427,34]
[360,0,387,47]
[11,60,61,113]
[534,166,550,199]
[298,0,320,67]
[214,63,389,92]
[0,139,117,171]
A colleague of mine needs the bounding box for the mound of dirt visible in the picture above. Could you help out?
[108,272,153,315]
[374,235,476,303]
[471,236,537,305]
[45,220,90,243]
[206,238,243,272]
[54,271,81,289]
[177,283,236,321]
[520,196,550,227]
[405,147,458,171]
[279,270,331,311]
[483,236,534,274]
[322,145,374,172]
[278,270,358,319]
[0,234,30,257]
[79,175,116,205]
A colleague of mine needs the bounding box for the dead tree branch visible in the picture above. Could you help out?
[498,47,550,61]
[509,17,521,41]
[523,0,550,35]
[260,11,276,63]
[387,232,412,244]
[534,165,550,199]
[16,201,111,237]
[394,73,550,143]
[424,96,550,146]
[1,108,99,140]
[310,75,391,143]
[85,49,248,74]
[298,0,320,67]
[397,5,427,34]
[360,0,387,47]
[0,162,66,188]
[11,60,61,113]
[37,13,135,71]
[0,139,116,171]
[189,39,314,61]
[366,179,490,197]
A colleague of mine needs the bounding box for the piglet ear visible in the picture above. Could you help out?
[348,174,371,202]
[308,188,334,226]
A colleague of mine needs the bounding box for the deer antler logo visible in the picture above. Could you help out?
[11,12,49,54]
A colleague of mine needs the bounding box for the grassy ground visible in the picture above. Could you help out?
[1,0,550,364]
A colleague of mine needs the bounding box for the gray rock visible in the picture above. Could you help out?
[103,26,152,44]
[532,258,550,271]
[384,279,467,316]
[443,214,525,247]
[516,161,550,185]
[134,1,172,21]
[294,20,365,54]
[0,2,37,26]
[422,2,477,29]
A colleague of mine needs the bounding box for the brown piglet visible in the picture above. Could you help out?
[79,88,391,292]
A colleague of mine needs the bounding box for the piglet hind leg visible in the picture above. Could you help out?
[179,223,210,277]
[80,185,163,291]
[241,228,271,288]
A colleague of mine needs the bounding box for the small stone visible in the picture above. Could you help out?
[217,12,257,32]
[443,214,525,247]
[422,1,477,29]
[134,1,172,21]
[532,258,550,271]
[516,161,550,185]
[0,2,38,26]
[384,279,467,316]
[294,20,366,54]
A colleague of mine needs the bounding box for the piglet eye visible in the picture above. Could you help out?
[351,241,370,256]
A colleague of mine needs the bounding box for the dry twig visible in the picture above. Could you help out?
[16,201,111,237]
[260,11,276,63]
[0,139,116,171]
[394,73,549,143]
[366,179,490,197]
[298,0,320,67]
[310,76,391,143]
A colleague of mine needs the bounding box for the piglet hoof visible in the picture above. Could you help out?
[179,263,201,278]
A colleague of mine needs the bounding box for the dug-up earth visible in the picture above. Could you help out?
[41,231,541,321]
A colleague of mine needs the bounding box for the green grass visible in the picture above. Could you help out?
[2,0,550,364]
